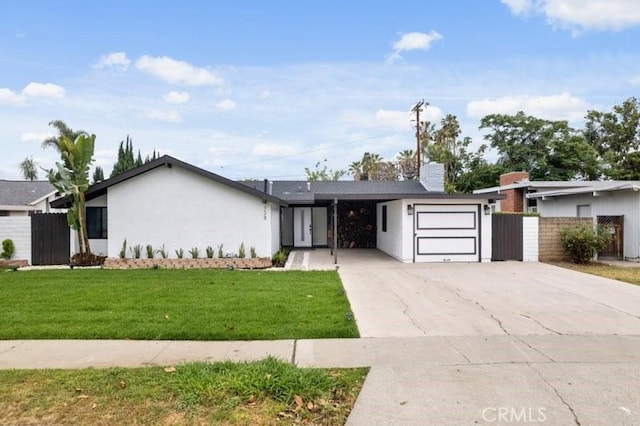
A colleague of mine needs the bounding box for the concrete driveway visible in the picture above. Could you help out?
[337,251,640,337]
[325,250,640,425]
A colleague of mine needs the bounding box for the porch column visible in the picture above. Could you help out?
[333,198,338,264]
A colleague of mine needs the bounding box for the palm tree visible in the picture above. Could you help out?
[41,120,85,153]
[348,161,363,181]
[397,149,417,180]
[361,152,382,180]
[19,157,38,181]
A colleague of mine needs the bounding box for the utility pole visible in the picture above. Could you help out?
[411,100,425,175]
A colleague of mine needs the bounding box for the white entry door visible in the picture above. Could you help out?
[294,207,313,247]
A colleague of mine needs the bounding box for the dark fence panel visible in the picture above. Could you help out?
[492,214,523,261]
[31,213,70,265]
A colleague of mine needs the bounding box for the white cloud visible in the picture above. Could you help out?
[252,143,296,156]
[0,88,25,106]
[387,31,442,62]
[501,0,534,15]
[343,106,443,131]
[93,52,131,70]
[259,89,272,99]
[21,132,54,143]
[215,99,236,110]
[503,0,640,32]
[135,55,223,86]
[466,92,591,121]
[163,91,190,104]
[147,110,182,123]
[22,82,65,99]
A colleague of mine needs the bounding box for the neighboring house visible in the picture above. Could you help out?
[475,171,640,260]
[0,180,59,216]
[52,155,501,263]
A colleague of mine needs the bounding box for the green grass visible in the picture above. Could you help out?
[0,358,368,425]
[0,269,359,340]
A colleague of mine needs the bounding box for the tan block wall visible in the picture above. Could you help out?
[104,257,272,270]
[539,217,593,262]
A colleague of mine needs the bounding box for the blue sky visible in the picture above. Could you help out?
[1,0,639,180]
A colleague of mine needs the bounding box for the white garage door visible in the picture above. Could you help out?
[414,204,480,262]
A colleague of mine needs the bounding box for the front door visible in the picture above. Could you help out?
[293,207,313,247]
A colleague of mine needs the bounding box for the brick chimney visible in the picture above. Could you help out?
[499,171,529,212]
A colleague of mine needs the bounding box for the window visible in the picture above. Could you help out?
[382,205,387,232]
[87,207,108,239]
[0,211,8,216]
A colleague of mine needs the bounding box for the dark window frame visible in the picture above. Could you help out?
[382,205,387,232]
[87,207,108,239]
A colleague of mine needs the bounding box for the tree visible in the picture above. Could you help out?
[46,133,96,258]
[348,161,363,181]
[397,149,417,180]
[304,159,345,181]
[19,157,38,180]
[41,120,85,152]
[585,97,640,179]
[92,166,105,184]
[110,135,158,177]
[361,152,383,181]
[480,111,599,181]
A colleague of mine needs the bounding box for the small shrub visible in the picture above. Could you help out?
[238,243,246,259]
[217,244,224,259]
[158,244,168,259]
[119,239,127,259]
[175,248,184,259]
[145,244,154,259]
[206,246,214,258]
[189,247,200,259]
[560,224,611,264]
[1,239,15,260]
[130,244,142,259]
[250,246,257,258]
[272,247,291,267]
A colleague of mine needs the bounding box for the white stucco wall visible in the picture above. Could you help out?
[0,217,31,263]
[538,190,640,259]
[376,200,404,261]
[522,216,539,262]
[270,203,280,255]
[106,166,278,258]
[376,199,493,263]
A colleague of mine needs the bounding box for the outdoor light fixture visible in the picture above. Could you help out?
[407,204,414,215]
[484,205,491,215]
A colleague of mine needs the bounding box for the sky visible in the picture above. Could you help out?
[1,0,640,181]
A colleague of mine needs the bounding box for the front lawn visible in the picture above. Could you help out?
[0,269,359,340]
[0,358,368,425]
[551,261,640,286]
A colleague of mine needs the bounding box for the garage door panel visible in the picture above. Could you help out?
[417,237,477,255]
[417,211,476,230]
[414,204,480,263]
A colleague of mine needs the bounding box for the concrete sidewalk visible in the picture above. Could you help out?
[2,335,640,425]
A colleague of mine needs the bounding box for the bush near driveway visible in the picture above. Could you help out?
[0,269,359,340]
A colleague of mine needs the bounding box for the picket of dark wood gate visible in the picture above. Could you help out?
[31,213,70,265]
[492,214,523,261]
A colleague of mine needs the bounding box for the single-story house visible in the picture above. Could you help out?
[475,171,640,260]
[52,155,501,263]
[0,180,59,216]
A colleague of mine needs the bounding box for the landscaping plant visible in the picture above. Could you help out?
[250,246,257,258]
[119,239,127,259]
[189,247,200,259]
[206,245,214,258]
[1,239,15,260]
[145,244,154,259]
[560,224,611,264]
[238,242,246,259]
[175,248,184,259]
[130,244,142,259]
[158,244,168,259]
[217,244,224,258]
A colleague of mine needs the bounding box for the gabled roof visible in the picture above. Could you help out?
[0,180,57,209]
[51,155,286,208]
[474,180,596,194]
